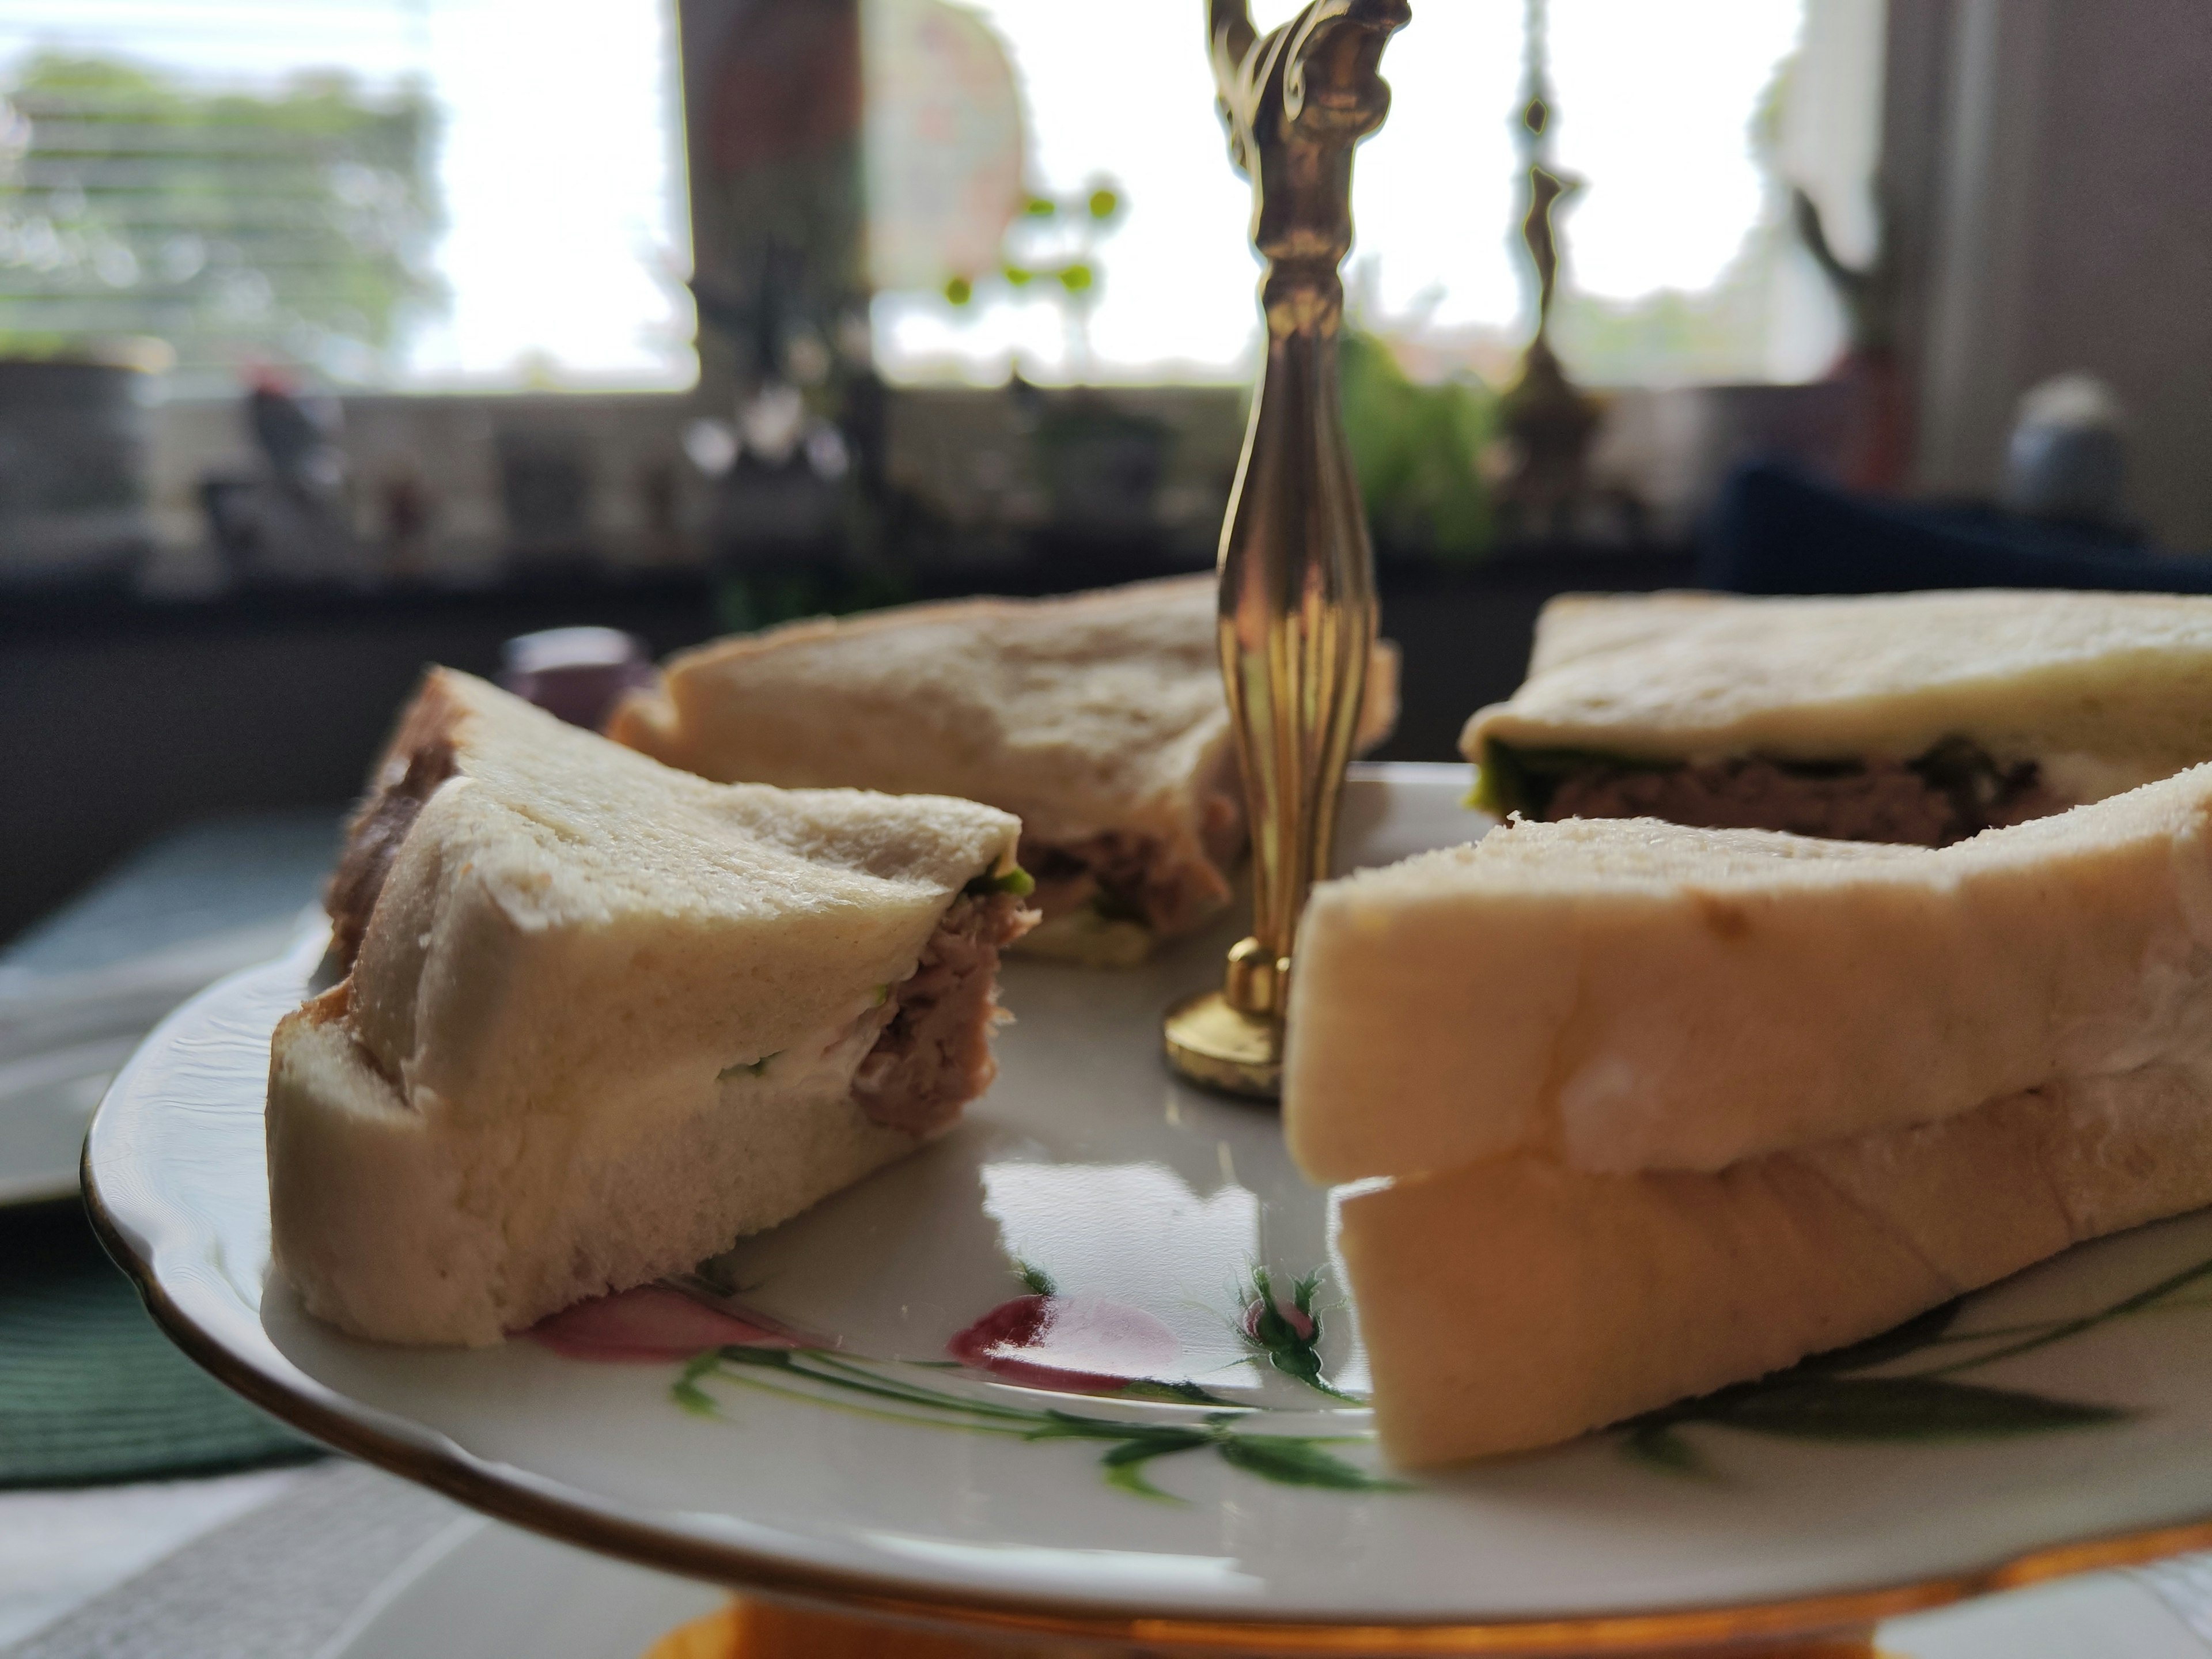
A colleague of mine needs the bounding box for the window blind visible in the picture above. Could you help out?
[0,1,440,392]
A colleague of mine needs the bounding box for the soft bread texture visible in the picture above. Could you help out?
[1285,766,2212,1181]
[268,670,1024,1346]
[606,575,1400,953]
[1341,1063,2212,1466]
[1464,589,2212,800]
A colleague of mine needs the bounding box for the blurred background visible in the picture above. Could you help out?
[1,0,2209,941]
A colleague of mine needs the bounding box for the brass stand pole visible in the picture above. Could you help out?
[1165,0,1408,1100]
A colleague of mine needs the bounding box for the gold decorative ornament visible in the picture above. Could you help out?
[1494,0,1600,540]
[1165,0,1408,1099]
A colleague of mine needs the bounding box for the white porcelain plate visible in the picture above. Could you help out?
[82,767,2212,1649]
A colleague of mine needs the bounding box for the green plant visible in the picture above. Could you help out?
[944,180,1125,370]
[1339,329,1496,562]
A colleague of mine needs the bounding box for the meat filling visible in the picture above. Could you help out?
[1533,738,2061,847]
[1014,751,1246,940]
[326,735,456,968]
[1017,830,1225,938]
[853,888,1036,1135]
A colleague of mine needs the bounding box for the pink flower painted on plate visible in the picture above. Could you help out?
[948,1277,1181,1396]
[1244,1293,1315,1344]
[530,1283,794,1362]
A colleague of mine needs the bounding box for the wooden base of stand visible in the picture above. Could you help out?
[644,1598,1889,1658]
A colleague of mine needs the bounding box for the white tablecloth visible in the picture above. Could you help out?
[3,1457,2210,1658]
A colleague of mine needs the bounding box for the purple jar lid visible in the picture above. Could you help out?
[498,627,657,731]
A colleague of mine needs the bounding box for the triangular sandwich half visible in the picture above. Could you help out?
[270,670,1032,1346]
[1465,589,2212,840]
[607,575,1399,965]
[1289,768,2212,1181]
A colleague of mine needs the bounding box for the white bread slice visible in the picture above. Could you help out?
[1341,1062,2212,1466]
[606,575,1400,959]
[268,671,1027,1346]
[1284,767,2212,1181]
[1465,589,2212,805]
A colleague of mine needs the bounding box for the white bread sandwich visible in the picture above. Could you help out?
[1465,589,2212,841]
[1287,769,2212,1181]
[607,575,1399,965]
[270,669,1032,1346]
[1338,1062,2212,1466]
[1283,771,2212,1464]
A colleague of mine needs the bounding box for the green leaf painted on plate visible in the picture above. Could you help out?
[1014,1260,1056,1297]
[1616,1286,2135,1474]
[1215,1435,1406,1492]
[1096,1429,1214,1501]
[1104,1457,1185,1502]
[1621,1422,1710,1477]
[672,1354,721,1418]
[1117,1378,1237,1407]
[1101,1431,1214,1463]
[1920,1246,2212,1380]
[1692,1375,2126,1441]
[1024,1413,1207,1449]
[1791,1300,1962,1373]
[714,1344,799,1371]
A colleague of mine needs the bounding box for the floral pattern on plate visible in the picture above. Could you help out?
[518,1242,2205,1502]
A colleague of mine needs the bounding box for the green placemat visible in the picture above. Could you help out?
[0,1199,324,1488]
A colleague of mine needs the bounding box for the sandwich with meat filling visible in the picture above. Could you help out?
[1465,589,2212,843]
[608,574,1398,965]
[270,669,1033,1346]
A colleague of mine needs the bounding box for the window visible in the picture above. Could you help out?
[0,0,692,393]
[869,0,1873,389]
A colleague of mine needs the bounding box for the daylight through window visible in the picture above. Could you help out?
[870,0,1862,389]
[0,0,692,395]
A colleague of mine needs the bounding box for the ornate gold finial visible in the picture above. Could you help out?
[1495,0,1599,540]
[1165,0,1409,1100]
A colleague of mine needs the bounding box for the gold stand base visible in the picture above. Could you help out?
[1162,988,1283,1100]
